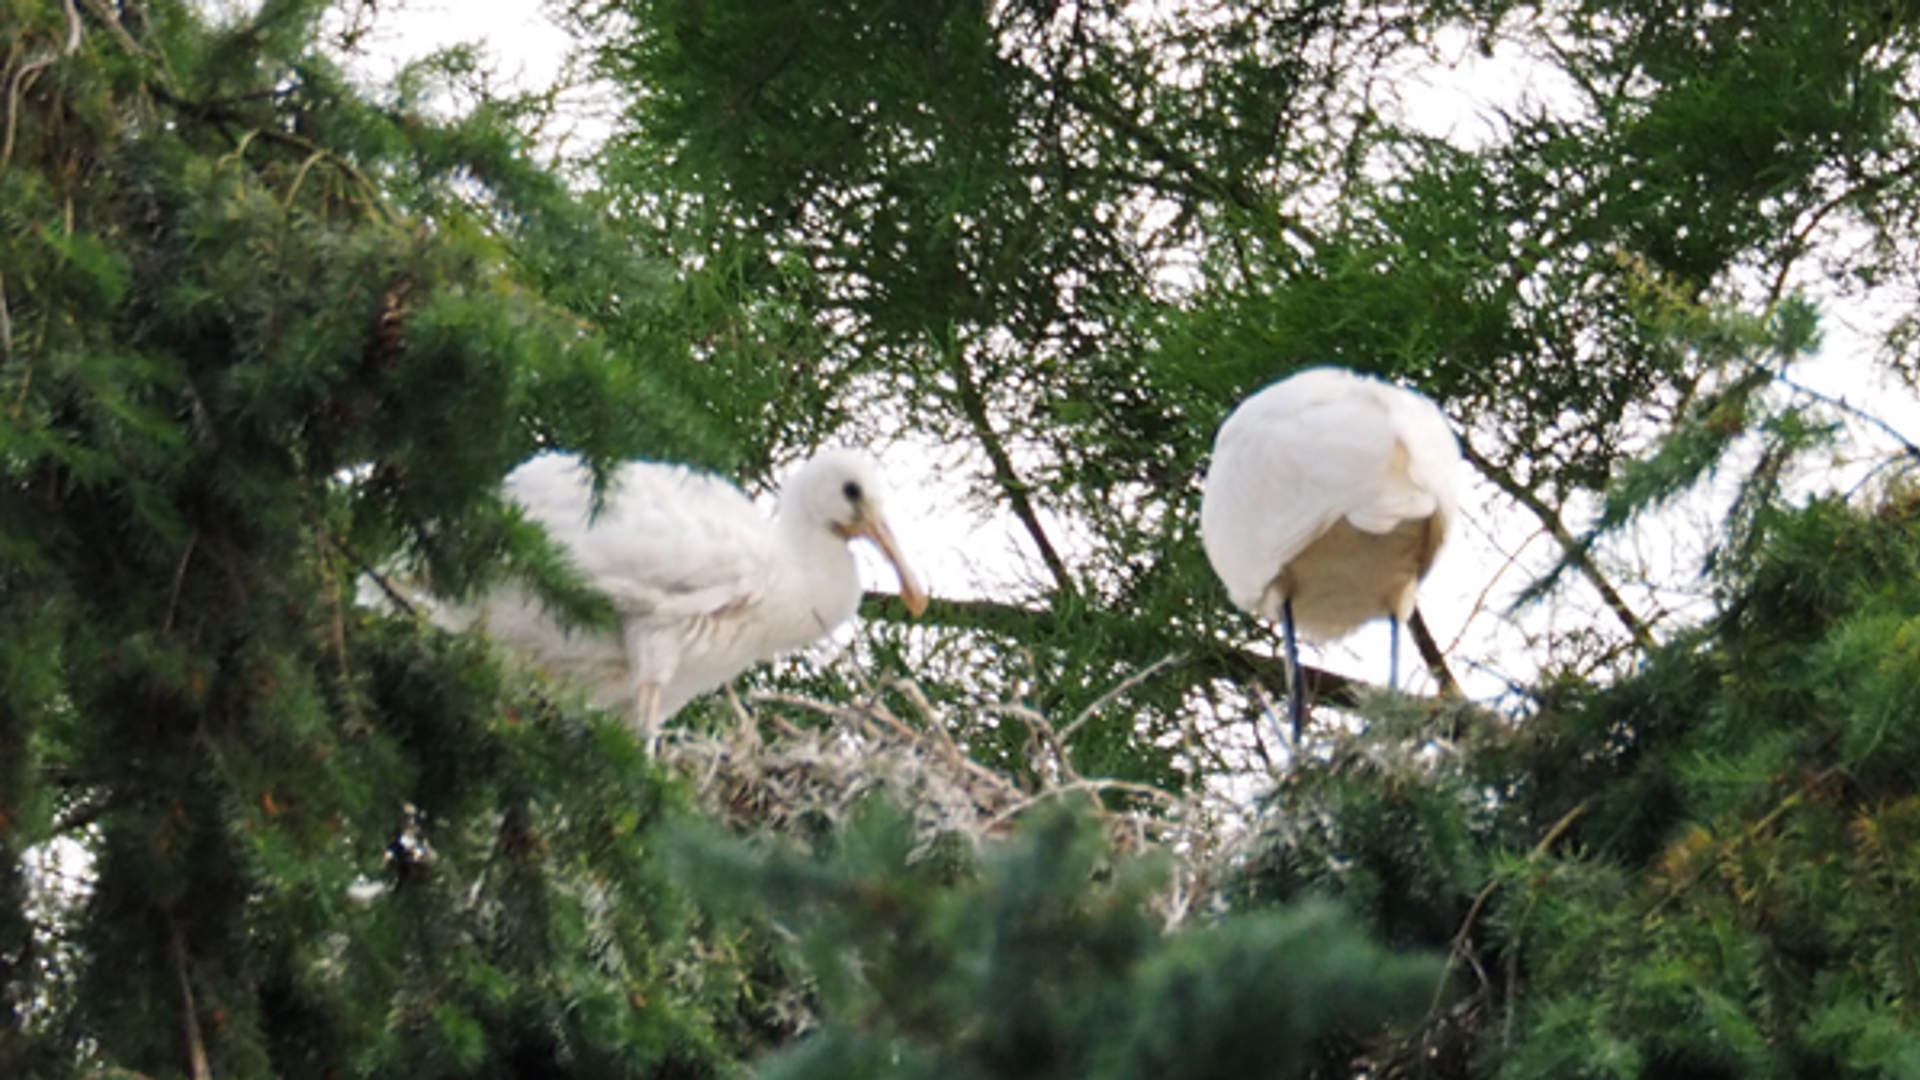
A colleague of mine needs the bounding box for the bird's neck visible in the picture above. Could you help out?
[771,516,862,643]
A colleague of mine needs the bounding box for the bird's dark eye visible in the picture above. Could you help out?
[842,480,863,503]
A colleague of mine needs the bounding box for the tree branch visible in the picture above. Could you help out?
[944,346,1076,597]
[1408,608,1459,696]
[1460,437,1657,653]
[169,916,212,1080]
[865,592,1372,714]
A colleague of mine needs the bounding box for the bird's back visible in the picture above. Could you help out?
[1201,367,1459,640]
[505,455,777,620]
[451,455,790,718]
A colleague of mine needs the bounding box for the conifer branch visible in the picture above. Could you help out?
[1432,799,1590,1020]
[2,0,82,170]
[1644,765,1837,921]
[1407,608,1459,697]
[145,85,393,219]
[169,917,212,1080]
[348,545,422,619]
[863,591,1486,727]
[943,348,1075,597]
[1459,437,1657,653]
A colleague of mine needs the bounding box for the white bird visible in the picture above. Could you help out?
[1199,366,1461,737]
[444,449,929,745]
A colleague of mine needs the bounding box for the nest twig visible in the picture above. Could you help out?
[655,672,1231,927]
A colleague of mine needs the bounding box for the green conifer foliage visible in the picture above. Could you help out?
[1233,492,1920,1076]
[0,1,730,1075]
[1488,495,1920,1076]
[673,801,1443,1080]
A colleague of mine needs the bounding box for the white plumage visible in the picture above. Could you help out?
[445,449,928,744]
[1199,366,1461,732]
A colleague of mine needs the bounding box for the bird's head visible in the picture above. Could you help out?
[783,449,930,617]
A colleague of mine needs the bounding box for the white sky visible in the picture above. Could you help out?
[338,0,573,88]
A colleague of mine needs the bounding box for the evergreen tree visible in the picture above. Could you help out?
[567,0,1920,1075]
[15,0,1920,1077]
[0,0,733,1074]
[671,801,1444,1080]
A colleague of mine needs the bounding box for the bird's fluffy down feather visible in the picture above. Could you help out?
[1200,367,1461,642]
[444,450,924,741]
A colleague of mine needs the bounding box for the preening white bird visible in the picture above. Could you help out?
[444,449,929,746]
[1199,366,1462,737]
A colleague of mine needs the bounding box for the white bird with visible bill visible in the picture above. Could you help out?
[448,449,928,744]
[1200,366,1461,737]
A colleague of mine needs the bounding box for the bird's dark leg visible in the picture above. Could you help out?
[1388,612,1401,693]
[1283,596,1304,742]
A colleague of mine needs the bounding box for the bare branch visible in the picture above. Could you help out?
[1407,609,1459,697]
[1459,437,1657,653]
[944,345,1076,596]
[169,917,212,1080]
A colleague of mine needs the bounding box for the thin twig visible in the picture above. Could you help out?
[983,778,1181,832]
[4,57,51,171]
[169,916,212,1080]
[882,678,986,778]
[1429,799,1589,1024]
[356,565,420,619]
[1057,653,1183,744]
[1448,521,1549,657]
[979,701,1079,785]
[1774,371,1920,461]
[162,532,198,635]
[1762,156,1920,311]
[942,339,1075,597]
[1460,437,1656,653]
[0,272,16,400]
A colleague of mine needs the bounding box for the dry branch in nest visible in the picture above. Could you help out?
[654,672,1232,928]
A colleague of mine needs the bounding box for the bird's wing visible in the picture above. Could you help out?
[1342,385,1449,535]
[1386,385,1462,563]
[1203,395,1355,609]
[505,455,779,624]
[1227,377,1402,534]
[1203,373,1458,606]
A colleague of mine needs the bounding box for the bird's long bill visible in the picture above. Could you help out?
[851,513,930,617]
